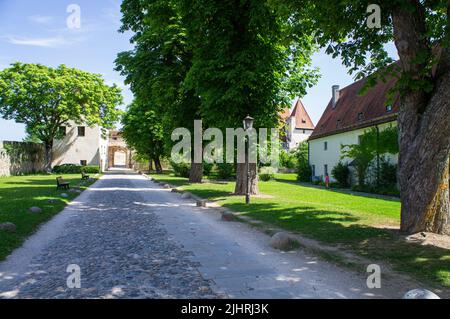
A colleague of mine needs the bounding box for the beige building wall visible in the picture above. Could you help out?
[52,122,108,171]
[309,121,398,182]
[284,110,314,150]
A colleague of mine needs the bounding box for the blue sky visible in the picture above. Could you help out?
[0,0,398,141]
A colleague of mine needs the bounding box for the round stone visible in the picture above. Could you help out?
[0,222,17,232]
[181,193,190,199]
[403,289,440,299]
[60,193,69,198]
[163,184,171,189]
[29,206,43,214]
[221,211,235,222]
[269,232,298,251]
[196,200,207,207]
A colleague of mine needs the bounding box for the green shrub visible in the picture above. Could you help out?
[331,162,350,188]
[82,166,100,174]
[259,166,276,181]
[53,164,100,174]
[216,163,234,180]
[296,161,312,182]
[203,162,214,176]
[379,161,397,188]
[280,150,298,169]
[170,159,190,178]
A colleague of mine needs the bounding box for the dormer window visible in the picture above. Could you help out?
[301,118,306,123]
[358,112,364,121]
[337,119,342,127]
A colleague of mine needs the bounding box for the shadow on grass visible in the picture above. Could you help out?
[221,201,450,290]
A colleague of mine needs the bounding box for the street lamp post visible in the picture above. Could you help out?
[243,115,254,205]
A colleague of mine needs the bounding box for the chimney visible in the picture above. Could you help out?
[332,85,340,108]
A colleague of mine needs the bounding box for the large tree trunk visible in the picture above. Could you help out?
[235,163,259,195]
[393,3,450,235]
[189,162,203,183]
[43,140,53,173]
[148,159,153,172]
[154,157,163,174]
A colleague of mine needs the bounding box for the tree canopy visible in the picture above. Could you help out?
[0,62,123,170]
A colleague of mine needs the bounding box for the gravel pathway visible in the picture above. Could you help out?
[1,170,419,299]
[0,172,216,299]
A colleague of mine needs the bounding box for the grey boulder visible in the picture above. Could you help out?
[29,206,42,214]
[181,193,191,199]
[0,222,17,232]
[221,211,235,222]
[269,232,298,251]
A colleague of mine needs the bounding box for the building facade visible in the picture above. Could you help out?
[281,99,315,151]
[308,77,399,183]
[52,124,132,172]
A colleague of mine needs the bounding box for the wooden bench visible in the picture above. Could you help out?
[81,171,90,180]
[56,177,70,190]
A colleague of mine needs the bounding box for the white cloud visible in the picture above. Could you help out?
[28,15,54,25]
[5,35,82,48]
[101,0,123,27]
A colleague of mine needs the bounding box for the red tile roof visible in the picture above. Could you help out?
[291,99,315,130]
[309,76,399,141]
[280,99,315,130]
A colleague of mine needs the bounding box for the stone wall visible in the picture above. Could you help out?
[0,141,45,177]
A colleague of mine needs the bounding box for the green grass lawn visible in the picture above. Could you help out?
[151,172,450,290]
[0,174,98,261]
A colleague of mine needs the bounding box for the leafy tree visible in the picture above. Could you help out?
[116,0,204,182]
[277,0,449,234]
[0,63,122,171]
[121,99,165,173]
[179,0,319,194]
[342,126,398,187]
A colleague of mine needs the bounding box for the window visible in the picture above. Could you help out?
[324,164,328,176]
[358,112,364,121]
[386,105,393,112]
[324,141,328,151]
[312,165,316,177]
[337,119,342,127]
[80,160,87,166]
[58,126,66,137]
[303,130,306,134]
[78,126,85,137]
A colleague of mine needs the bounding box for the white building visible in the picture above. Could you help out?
[309,77,399,183]
[52,124,133,172]
[52,122,109,172]
[281,98,315,151]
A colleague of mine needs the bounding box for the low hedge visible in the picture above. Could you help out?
[53,164,100,174]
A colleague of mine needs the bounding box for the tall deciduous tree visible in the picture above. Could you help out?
[0,63,122,171]
[116,0,204,183]
[179,0,319,194]
[122,99,165,173]
[280,0,449,234]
